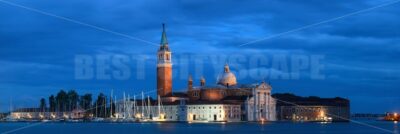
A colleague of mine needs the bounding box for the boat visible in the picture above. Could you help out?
[4,115,18,122]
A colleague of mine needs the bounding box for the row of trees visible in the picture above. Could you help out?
[39,90,115,118]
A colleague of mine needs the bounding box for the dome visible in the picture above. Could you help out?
[217,64,237,86]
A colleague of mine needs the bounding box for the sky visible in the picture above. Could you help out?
[0,0,399,113]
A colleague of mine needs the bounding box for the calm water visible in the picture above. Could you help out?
[0,121,399,134]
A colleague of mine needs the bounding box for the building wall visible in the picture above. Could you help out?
[188,88,253,102]
[187,104,241,122]
[277,106,350,122]
[115,103,241,122]
[200,89,225,101]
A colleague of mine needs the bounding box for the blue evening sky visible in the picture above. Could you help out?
[0,0,399,113]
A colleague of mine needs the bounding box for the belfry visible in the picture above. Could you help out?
[157,24,172,97]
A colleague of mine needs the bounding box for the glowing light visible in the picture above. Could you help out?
[188,113,193,121]
[160,113,165,119]
[260,118,265,124]
[135,113,142,118]
[63,114,69,118]
[320,111,325,117]
[51,114,56,119]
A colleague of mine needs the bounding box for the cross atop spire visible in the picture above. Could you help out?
[160,23,168,45]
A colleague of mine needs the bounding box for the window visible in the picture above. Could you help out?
[193,92,199,97]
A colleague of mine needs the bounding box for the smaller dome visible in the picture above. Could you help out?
[217,64,237,86]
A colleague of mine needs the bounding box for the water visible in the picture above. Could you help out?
[0,121,398,134]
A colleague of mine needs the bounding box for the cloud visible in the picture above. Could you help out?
[0,0,399,112]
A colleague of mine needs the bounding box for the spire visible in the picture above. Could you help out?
[224,63,230,73]
[160,23,168,45]
[188,75,193,81]
[200,76,206,86]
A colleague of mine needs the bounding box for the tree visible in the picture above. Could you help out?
[94,93,107,117]
[39,98,46,112]
[79,94,92,110]
[56,90,68,112]
[67,90,79,111]
[49,95,56,112]
[79,93,92,117]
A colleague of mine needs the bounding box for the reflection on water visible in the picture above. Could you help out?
[0,121,399,134]
[156,122,176,132]
[394,122,399,134]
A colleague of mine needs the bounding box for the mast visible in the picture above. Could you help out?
[95,101,98,118]
[110,89,113,118]
[141,91,144,118]
[114,96,118,118]
[123,92,126,118]
[9,97,13,113]
[104,97,107,118]
[128,94,131,118]
[147,96,150,118]
[133,95,136,116]
[158,95,161,118]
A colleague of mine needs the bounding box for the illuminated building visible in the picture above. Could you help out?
[273,93,350,122]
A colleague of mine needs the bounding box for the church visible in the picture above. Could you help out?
[156,24,277,122]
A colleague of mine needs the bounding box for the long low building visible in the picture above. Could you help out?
[115,99,244,122]
[10,108,86,120]
[273,93,350,122]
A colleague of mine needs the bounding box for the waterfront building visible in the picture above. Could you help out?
[186,103,241,122]
[10,108,85,120]
[115,100,242,122]
[273,93,350,122]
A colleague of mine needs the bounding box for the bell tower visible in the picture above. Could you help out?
[157,24,172,97]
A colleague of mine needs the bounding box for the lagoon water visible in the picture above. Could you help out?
[1,121,399,134]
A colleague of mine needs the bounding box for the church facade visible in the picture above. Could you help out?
[156,24,277,122]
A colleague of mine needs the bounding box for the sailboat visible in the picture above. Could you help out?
[92,99,104,122]
[152,95,166,121]
[5,98,17,122]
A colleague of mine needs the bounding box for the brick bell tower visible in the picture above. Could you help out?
[157,24,172,97]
